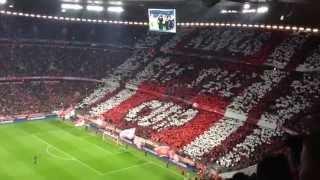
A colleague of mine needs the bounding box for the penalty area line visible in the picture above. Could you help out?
[46,146,74,161]
[32,134,104,176]
[102,162,151,175]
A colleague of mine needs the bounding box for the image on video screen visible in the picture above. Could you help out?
[148,9,176,33]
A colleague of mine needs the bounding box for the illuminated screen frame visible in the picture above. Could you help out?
[148,9,176,33]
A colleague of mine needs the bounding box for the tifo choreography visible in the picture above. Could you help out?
[0,0,320,179]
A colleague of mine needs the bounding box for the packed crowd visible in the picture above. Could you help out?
[191,68,254,98]
[77,32,163,108]
[183,117,244,160]
[265,34,307,69]
[216,127,282,169]
[124,100,198,131]
[0,81,96,116]
[90,88,137,116]
[0,15,146,46]
[227,69,287,116]
[0,40,131,78]
[182,28,271,57]
[162,27,320,73]
[79,29,320,173]
[296,45,320,71]
[259,73,320,131]
[224,132,320,180]
[0,14,319,174]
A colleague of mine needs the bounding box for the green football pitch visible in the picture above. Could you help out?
[0,118,188,180]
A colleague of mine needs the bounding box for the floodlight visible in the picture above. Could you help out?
[107,6,124,13]
[0,0,6,5]
[87,5,104,12]
[61,3,83,11]
[243,3,250,10]
[257,6,269,13]
[109,1,123,5]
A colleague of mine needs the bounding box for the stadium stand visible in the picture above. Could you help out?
[0,14,319,175]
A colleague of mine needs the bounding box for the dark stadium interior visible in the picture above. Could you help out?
[0,0,319,180]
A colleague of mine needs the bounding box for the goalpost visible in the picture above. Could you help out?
[102,131,122,146]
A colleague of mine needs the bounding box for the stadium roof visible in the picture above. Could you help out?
[1,0,319,27]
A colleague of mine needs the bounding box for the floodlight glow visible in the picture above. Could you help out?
[280,15,284,21]
[62,0,80,3]
[313,28,319,33]
[257,6,269,13]
[88,0,103,4]
[242,9,256,13]
[221,10,227,14]
[109,1,123,5]
[107,6,124,13]
[86,5,104,12]
[61,3,83,10]
[243,3,250,10]
[0,0,7,5]
[221,9,238,14]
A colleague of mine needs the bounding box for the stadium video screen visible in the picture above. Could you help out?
[148,9,176,33]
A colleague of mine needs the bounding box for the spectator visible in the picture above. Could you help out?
[299,132,320,180]
[231,172,250,180]
[257,154,293,180]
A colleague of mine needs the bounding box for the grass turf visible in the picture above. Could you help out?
[0,118,187,180]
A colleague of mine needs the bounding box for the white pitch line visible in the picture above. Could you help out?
[148,161,185,179]
[124,150,185,178]
[61,127,125,155]
[103,162,151,175]
[32,134,104,175]
[46,146,74,161]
